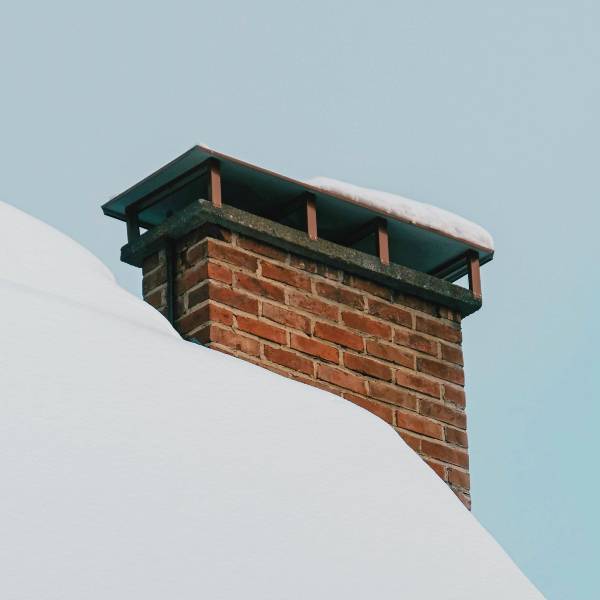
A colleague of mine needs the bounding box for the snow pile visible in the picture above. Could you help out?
[309,176,494,251]
[0,201,538,599]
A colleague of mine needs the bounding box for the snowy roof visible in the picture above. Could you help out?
[103,146,494,280]
[0,201,538,598]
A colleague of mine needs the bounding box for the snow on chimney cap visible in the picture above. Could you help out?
[102,144,493,283]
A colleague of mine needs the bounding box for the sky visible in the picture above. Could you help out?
[1,1,597,597]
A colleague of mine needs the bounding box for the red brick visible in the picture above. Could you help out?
[185,240,208,264]
[347,275,392,301]
[443,384,466,408]
[394,291,438,316]
[206,239,258,272]
[264,345,314,376]
[394,328,438,356]
[315,281,365,310]
[425,459,447,480]
[142,265,166,295]
[421,439,469,469]
[236,315,287,344]
[313,321,363,351]
[210,325,261,357]
[343,353,393,381]
[396,411,444,439]
[237,236,287,261]
[177,302,234,336]
[262,303,311,333]
[234,273,285,303]
[316,263,342,281]
[419,398,467,428]
[455,490,472,510]
[417,357,464,386]
[415,315,462,343]
[178,260,232,293]
[448,468,470,489]
[261,261,311,291]
[208,284,259,315]
[366,340,414,368]
[445,427,468,448]
[368,381,418,410]
[341,311,392,340]
[290,334,339,363]
[289,291,339,321]
[343,393,394,424]
[398,430,421,452]
[368,299,412,327]
[187,283,210,309]
[440,342,464,366]
[395,370,441,398]
[317,364,367,394]
[144,287,164,310]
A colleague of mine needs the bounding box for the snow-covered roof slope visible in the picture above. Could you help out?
[309,176,494,251]
[0,201,537,599]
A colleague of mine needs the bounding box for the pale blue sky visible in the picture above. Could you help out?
[2,2,598,597]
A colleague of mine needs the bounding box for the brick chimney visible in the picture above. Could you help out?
[103,146,493,509]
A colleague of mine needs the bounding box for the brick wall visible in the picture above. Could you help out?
[142,225,471,508]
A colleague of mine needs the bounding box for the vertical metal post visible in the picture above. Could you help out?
[376,218,390,265]
[165,239,176,325]
[125,210,140,243]
[306,194,318,240]
[467,251,482,299]
[208,159,222,208]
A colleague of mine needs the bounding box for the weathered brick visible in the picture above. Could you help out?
[394,328,438,356]
[347,274,393,301]
[448,468,470,489]
[237,235,288,261]
[419,398,467,429]
[398,430,422,452]
[341,311,392,340]
[421,439,469,469]
[315,281,365,310]
[343,393,394,424]
[208,284,259,315]
[396,411,444,439]
[178,302,234,336]
[366,340,414,368]
[206,239,258,272]
[289,255,318,273]
[262,303,311,333]
[289,291,339,321]
[415,315,462,343]
[395,370,441,398]
[144,287,164,310]
[443,384,466,408]
[369,381,418,410]
[236,315,287,344]
[317,364,367,394]
[425,459,447,480]
[440,342,464,366]
[234,272,285,303]
[178,260,232,293]
[368,299,412,327]
[187,283,210,309]
[445,426,468,448]
[264,345,314,376]
[343,353,393,381]
[290,334,339,363]
[394,291,437,316]
[313,321,363,351]
[142,264,167,295]
[417,357,465,386]
[261,261,311,291]
[210,325,261,357]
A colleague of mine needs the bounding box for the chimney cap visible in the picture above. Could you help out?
[102,145,493,281]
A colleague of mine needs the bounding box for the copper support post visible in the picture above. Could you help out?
[376,218,390,265]
[306,194,318,240]
[208,159,222,208]
[467,251,482,298]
